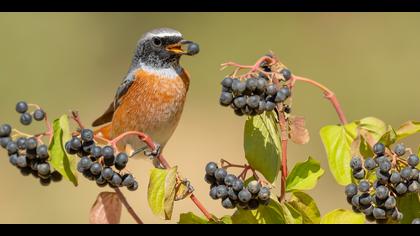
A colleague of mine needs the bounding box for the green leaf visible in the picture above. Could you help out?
[289,191,321,224]
[178,213,232,224]
[281,203,303,224]
[378,126,397,147]
[286,157,324,192]
[319,122,358,186]
[244,111,281,183]
[357,117,388,141]
[397,193,420,224]
[231,200,285,224]
[148,166,178,220]
[48,115,78,186]
[217,216,233,224]
[320,209,365,224]
[178,212,209,224]
[396,120,420,140]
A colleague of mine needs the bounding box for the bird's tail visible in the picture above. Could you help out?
[93,123,112,141]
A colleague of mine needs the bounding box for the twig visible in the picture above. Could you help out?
[70,112,146,224]
[114,187,144,224]
[291,75,348,125]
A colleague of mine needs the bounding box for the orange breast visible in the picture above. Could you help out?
[110,68,190,147]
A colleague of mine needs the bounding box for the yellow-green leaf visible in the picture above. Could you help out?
[231,200,285,224]
[148,166,178,220]
[286,157,324,192]
[281,203,303,224]
[289,191,321,224]
[321,209,365,224]
[357,117,388,141]
[178,212,209,224]
[48,115,78,186]
[397,193,420,224]
[244,111,281,183]
[320,122,358,186]
[396,120,420,140]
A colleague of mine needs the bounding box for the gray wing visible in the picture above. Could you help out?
[91,71,137,127]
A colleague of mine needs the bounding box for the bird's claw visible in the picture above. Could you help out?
[182,178,195,194]
[144,143,161,159]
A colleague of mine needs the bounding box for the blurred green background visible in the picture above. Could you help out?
[0,13,419,224]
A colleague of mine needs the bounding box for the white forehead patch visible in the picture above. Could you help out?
[141,28,183,41]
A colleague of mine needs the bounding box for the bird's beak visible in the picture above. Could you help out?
[166,40,200,56]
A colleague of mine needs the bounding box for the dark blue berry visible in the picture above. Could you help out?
[16,137,27,150]
[115,153,128,170]
[79,156,92,171]
[214,168,227,182]
[25,137,37,150]
[221,77,233,88]
[247,95,260,109]
[373,143,385,156]
[350,157,363,171]
[6,141,18,154]
[216,185,228,199]
[16,101,28,114]
[246,78,258,92]
[20,113,32,126]
[81,129,94,142]
[111,173,123,187]
[101,167,114,180]
[281,69,292,81]
[127,181,139,191]
[394,144,406,156]
[37,163,50,176]
[0,124,12,137]
[90,163,102,176]
[232,179,244,192]
[205,162,218,176]
[219,92,233,106]
[345,183,358,198]
[375,186,389,200]
[358,180,370,193]
[122,174,135,187]
[0,137,11,148]
[364,158,377,170]
[224,174,237,187]
[408,154,419,167]
[266,84,277,96]
[258,187,271,201]
[221,197,235,209]
[33,109,45,121]
[233,96,247,109]
[36,145,49,160]
[91,146,102,159]
[16,155,28,168]
[238,189,252,203]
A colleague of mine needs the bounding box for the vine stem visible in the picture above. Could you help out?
[114,187,144,224]
[291,75,348,125]
[70,112,145,224]
[111,131,214,220]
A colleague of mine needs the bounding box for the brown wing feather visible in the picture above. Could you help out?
[92,102,114,127]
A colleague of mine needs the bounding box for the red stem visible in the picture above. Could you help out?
[114,187,144,224]
[104,130,214,221]
[292,75,348,125]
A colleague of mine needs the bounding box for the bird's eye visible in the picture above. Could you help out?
[152,38,162,46]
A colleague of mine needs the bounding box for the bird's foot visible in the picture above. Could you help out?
[144,143,164,168]
[175,178,195,201]
[144,143,161,159]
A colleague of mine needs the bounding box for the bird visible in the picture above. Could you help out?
[92,28,199,164]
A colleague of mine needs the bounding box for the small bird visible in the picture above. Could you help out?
[92,28,199,163]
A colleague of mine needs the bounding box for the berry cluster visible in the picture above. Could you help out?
[15,101,46,126]
[0,124,62,186]
[345,142,420,223]
[66,129,138,191]
[205,162,271,210]
[219,68,292,116]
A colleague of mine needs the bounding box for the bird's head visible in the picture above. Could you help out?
[131,28,199,70]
